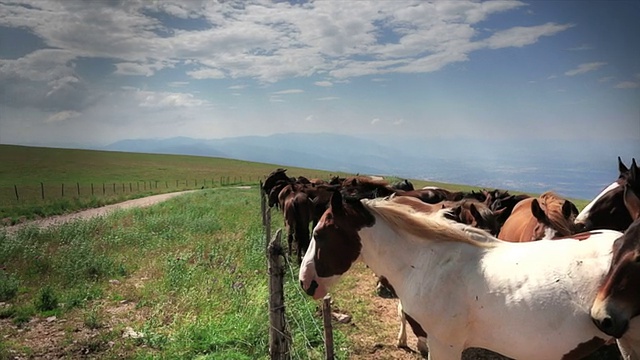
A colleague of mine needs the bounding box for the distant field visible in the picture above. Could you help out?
[0,144,587,222]
[0,145,343,221]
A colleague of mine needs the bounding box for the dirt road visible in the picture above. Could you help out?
[2,190,200,236]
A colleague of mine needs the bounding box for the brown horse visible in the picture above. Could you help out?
[281,185,314,264]
[498,191,580,242]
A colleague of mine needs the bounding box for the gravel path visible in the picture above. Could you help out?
[2,190,200,236]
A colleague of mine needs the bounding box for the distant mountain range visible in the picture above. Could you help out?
[104,133,431,176]
[103,133,638,200]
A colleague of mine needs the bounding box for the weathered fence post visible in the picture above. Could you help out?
[323,295,335,360]
[40,182,44,200]
[267,229,290,360]
[14,185,19,202]
[61,183,64,197]
[77,182,80,196]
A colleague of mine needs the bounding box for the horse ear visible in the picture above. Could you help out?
[531,199,547,223]
[619,156,629,174]
[469,203,484,224]
[330,190,344,212]
[562,200,579,219]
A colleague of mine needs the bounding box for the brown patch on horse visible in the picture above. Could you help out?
[564,231,603,241]
[561,337,606,360]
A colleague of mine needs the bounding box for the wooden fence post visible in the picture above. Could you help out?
[41,182,44,200]
[14,185,19,202]
[267,229,290,360]
[323,295,335,360]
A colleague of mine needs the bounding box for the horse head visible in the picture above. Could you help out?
[530,192,580,240]
[591,218,640,338]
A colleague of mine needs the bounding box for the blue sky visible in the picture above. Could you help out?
[0,0,638,148]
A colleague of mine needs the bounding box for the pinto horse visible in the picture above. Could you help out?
[300,191,627,359]
[590,169,640,358]
[576,157,637,232]
[497,191,580,242]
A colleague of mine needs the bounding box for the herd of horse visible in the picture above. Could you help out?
[263,156,640,359]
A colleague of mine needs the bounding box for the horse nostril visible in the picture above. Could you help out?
[304,280,319,296]
[600,316,613,330]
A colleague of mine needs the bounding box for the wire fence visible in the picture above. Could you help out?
[1,176,256,205]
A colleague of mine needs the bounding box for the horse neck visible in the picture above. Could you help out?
[576,182,620,222]
[356,216,476,296]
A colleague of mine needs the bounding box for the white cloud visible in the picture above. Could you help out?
[305,115,314,122]
[0,0,573,86]
[46,110,81,123]
[484,23,574,49]
[393,119,405,126]
[272,89,304,95]
[614,81,639,89]
[316,97,339,101]
[314,81,333,87]
[134,90,210,108]
[371,118,381,125]
[565,62,607,76]
[568,44,594,51]
[598,76,614,83]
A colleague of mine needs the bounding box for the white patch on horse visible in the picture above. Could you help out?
[576,182,620,223]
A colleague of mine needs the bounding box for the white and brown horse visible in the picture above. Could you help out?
[591,165,640,359]
[576,157,638,232]
[300,191,628,359]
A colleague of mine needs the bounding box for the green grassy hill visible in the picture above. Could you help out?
[0,144,588,223]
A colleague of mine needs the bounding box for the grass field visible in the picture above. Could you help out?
[4,144,571,223]
[0,144,601,359]
[0,188,340,359]
[0,145,343,222]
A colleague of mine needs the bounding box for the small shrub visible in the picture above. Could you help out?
[84,308,102,330]
[34,286,58,312]
[0,271,19,301]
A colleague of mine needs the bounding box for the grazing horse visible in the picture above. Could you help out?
[576,157,637,232]
[263,168,291,195]
[281,185,313,264]
[299,192,627,359]
[392,179,415,191]
[498,191,580,242]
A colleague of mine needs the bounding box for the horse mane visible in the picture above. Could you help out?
[362,198,497,249]
[538,191,575,235]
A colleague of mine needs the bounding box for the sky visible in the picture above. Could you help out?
[0,0,639,149]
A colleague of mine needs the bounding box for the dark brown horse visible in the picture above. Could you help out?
[281,184,314,264]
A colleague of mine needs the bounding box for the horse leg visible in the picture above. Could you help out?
[397,301,408,348]
[287,230,294,259]
[426,337,462,360]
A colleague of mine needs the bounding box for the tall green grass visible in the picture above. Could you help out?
[0,188,339,359]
